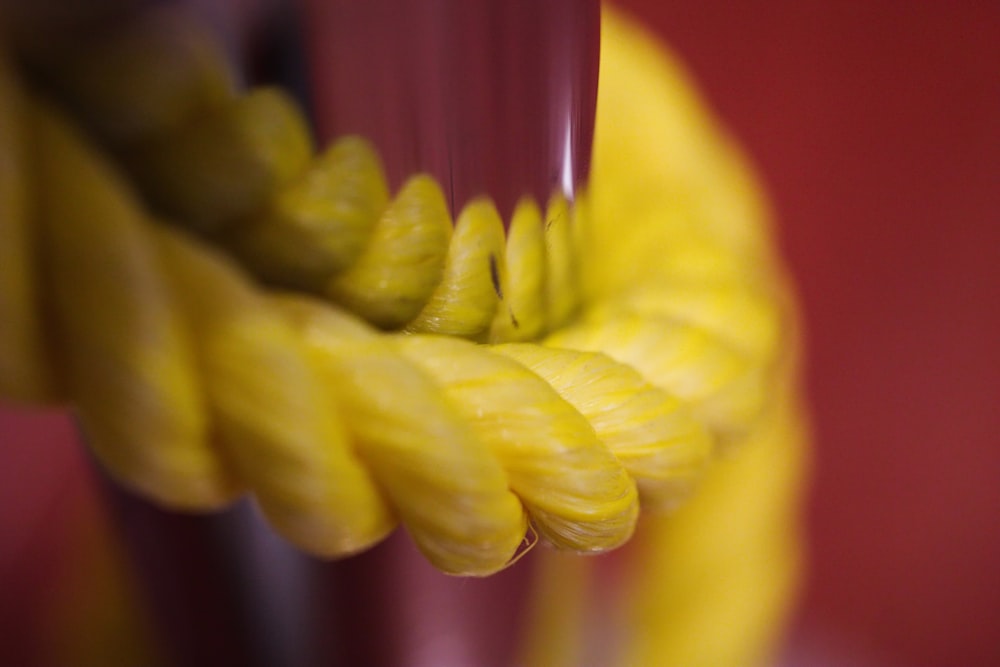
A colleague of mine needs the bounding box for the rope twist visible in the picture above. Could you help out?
[0,6,786,577]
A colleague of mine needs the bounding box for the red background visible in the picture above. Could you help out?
[615,1,1000,664]
[2,2,998,665]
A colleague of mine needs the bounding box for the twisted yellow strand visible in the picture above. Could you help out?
[517,15,807,667]
[0,7,812,667]
[0,5,792,585]
[19,4,580,341]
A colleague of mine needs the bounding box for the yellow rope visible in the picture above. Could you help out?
[0,3,779,573]
[1,5,807,661]
[515,14,807,667]
[2,87,731,574]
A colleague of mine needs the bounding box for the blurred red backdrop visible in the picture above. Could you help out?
[1,1,998,665]
[615,1,1000,665]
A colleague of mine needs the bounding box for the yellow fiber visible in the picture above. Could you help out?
[548,311,766,441]
[543,194,579,330]
[616,392,807,667]
[279,297,527,575]
[610,281,782,358]
[32,102,237,508]
[494,344,712,510]
[0,7,809,666]
[0,55,50,402]
[328,175,452,328]
[405,197,508,338]
[490,198,547,342]
[126,88,313,233]
[227,136,389,291]
[583,12,776,303]
[397,336,639,552]
[153,226,392,557]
